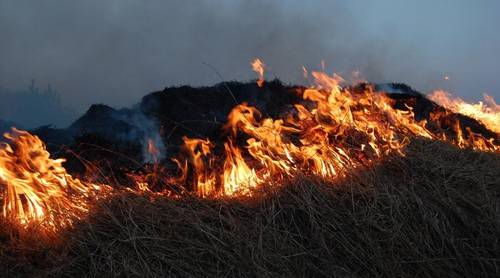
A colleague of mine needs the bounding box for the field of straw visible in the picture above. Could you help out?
[1,139,499,277]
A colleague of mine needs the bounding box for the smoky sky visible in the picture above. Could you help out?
[1,0,499,125]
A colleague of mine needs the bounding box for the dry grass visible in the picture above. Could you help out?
[1,140,500,277]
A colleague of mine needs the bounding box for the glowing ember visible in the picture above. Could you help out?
[429,90,500,134]
[251,58,265,87]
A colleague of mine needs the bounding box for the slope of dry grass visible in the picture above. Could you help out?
[1,140,500,277]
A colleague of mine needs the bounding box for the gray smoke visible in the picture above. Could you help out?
[125,111,165,164]
[0,0,499,127]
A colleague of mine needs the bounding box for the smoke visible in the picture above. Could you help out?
[0,1,389,110]
[124,111,165,164]
[0,0,498,127]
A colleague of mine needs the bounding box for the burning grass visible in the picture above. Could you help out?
[0,59,499,276]
[3,60,498,229]
[1,140,499,277]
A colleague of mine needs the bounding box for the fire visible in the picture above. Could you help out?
[171,137,217,197]
[147,138,160,163]
[171,61,499,196]
[1,59,499,232]
[429,90,500,134]
[302,66,308,79]
[222,140,261,195]
[0,128,107,229]
[251,58,265,87]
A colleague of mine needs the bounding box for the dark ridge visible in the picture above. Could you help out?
[68,104,139,140]
[23,80,498,179]
[140,79,302,145]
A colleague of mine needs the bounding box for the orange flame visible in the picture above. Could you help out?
[1,59,499,233]
[170,59,498,197]
[171,137,217,197]
[429,90,500,134]
[222,140,261,195]
[251,58,265,87]
[147,138,160,163]
[0,128,107,229]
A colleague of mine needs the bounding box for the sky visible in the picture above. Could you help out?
[0,0,499,126]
